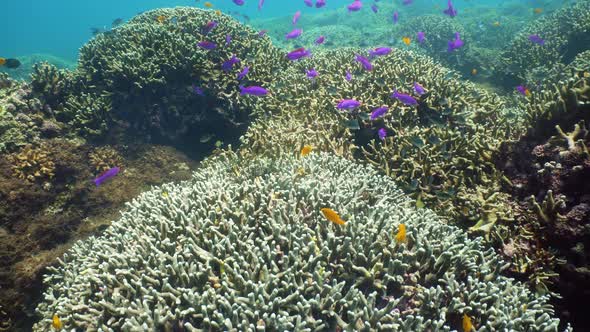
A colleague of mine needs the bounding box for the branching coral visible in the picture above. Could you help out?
[33,152,568,331]
[7,143,55,183]
[88,146,123,173]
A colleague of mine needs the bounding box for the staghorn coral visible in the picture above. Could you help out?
[6,143,55,184]
[30,62,75,111]
[88,146,123,173]
[33,152,568,331]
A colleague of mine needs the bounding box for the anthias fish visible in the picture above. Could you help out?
[94,167,120,187]
[321,208,346,225]
[391,91,418,105]
[240,85,268,96]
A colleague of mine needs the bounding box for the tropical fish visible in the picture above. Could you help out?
[378,128,387,140]
[306,68,318,79]
[304,0,313,7]
[258,30,268,37]
[258,0,265,11]
[321,208,346,225]
[368,47,391,57]
[315,0,326,8]
[403,0,413,5]
[197,41,217,50]
[203,21,218,34]
[225,34,232,46]
[222,55,240,72]
[240,85,268,96]
[204,2,214,8]
[52,314,62,330]
[345,70,352,81]
[232,0,245,5]
[192,84,205,96]
[370,106,388,120]
[292,11,301,25]
[533,7,543,14]
[516,85,531,96]
[391,91,418,105]
[285,28,303,39]
[443,0,457,17]
[492,21,501,27]
[237,66,249,80]
[462,313,473,332]
[215,9,222,15]
[471,68,477,75]
[392,11,399,24]
[157,15,167,23]
[402,37,411,45]
[286,47,311,60]
[417,31,425,43]
[94,167,120,187]
[355,54,373,71]
[347,0,362,12]
[413,82,425,95]
[395,224,407,243]
[447,32,464,51]
[371,4,378,13]
[337,99,361,110]
[315,35,325,45]
[300,145,313,157]
[0,58,20,69]
[528,34,545,45]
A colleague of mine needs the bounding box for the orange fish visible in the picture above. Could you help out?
[52,314,63,330]
[204,1,214,8]
[462,313,473,332]
[402,37,411,46]
[215,9,222,15]
[395,224,407,243]
[321,208,345,225]
[300,145,313,157]
[0,58,6,66]
[157,15,166,23]
[525,89,531,97]
[533,7,543,14]
[471,68,477,75]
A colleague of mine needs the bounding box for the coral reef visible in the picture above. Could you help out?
[6,143,56,184]
[33,152,567,331]
[88,146,124,173]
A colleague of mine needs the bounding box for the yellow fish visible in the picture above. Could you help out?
[533,7,543,14]
[162,191,169,198]
[300,145,313,157]
[462,313,473,332]
[156,15,167,23]
[215,9,222,15]
[0,58,6,66]
[402,37,411,46]
[204,1,214,8]
[471,68,478,75]
[395,224,407,243]
[321,208,346,226]
[52,314,63,330]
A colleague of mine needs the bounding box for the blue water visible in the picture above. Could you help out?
[0,0,523,62]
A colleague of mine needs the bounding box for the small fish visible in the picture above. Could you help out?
[204,2,214,8]
[447,32,464,52]
[413,82,425,95]
[94,167,120,187]
[237,66,249,80]
[292,11,301,25]
[258,29,268,37]
[286,47,311,60]
[370,106,388,120]
[304,0,313,7]
[192,84,205,96]
[306,68,318,79]
[369,47,391,57]
[403,0,413,4]
[157,15,167,23]
[378,128,387,140]
[215,9,222,15]
[337,99,361,110]
[391,91,418,105]
[258,0,265,11]
[222,55,240,72]
[203,20,218,34]
[417,31,425,43]
[371,4,378,13]
[52,314,62,330]
[198,41,217,50]
[232,0,245,5]
[321,208,346,225]
[300,145,313,157]
[533,7,543,14]
[315,35,325,44]
[492,21,500,27]
[516,85,531,97]
[395,224,407,243]
[0,58,20,69]
[470,68,477,75]
[462,313,473,332]
[402,37,411,45]
[528,34,545,45]
[112,18,124,27]
[285,28,303,39]
[345,70,352,81]
[392,11,399,24]
[225,34,232,46]
[162,191,169,198]
[355,54,373,71]
[443,0,457,17]
[315,0,326,8]
[240,85,268,96]
[347,0,362,12]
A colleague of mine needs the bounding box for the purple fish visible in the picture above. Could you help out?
[369,47,392,57]
[355,54,373,71]
[347,0,362,12]
[337,99,361,110]
[345,70,352,81]
[528,34,545,45]
[403,0,413,4]
[413,82,425,95]
[233,0,245,5]
[197,41,217,50]
[315,0,326,8]
[516,85,530,96]
[258,0,265,10]
[258,30,268,37]
[370,106,388,120]
[378,128,387,140]
[371,4,378,13]
[293,11,301,25]
[286,47,311,61]
[417,31,425,43]
[315,35,325,44]
[391,91,418,106]
[307,68,318,79]
[192,84,205,96]
[240,85,268,96]
[393,11,399,24]
[225,34,232,46]
[237,66,250,80]
[203,21,218,34]
[447,32,464,52]
[304,0,313,7]
[94,167,120,187]
[222,55,240,72]
[443,0,457,17]
[285,28,303,39]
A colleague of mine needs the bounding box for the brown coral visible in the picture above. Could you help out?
[7,144,55,183]
[88,146,123,173]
